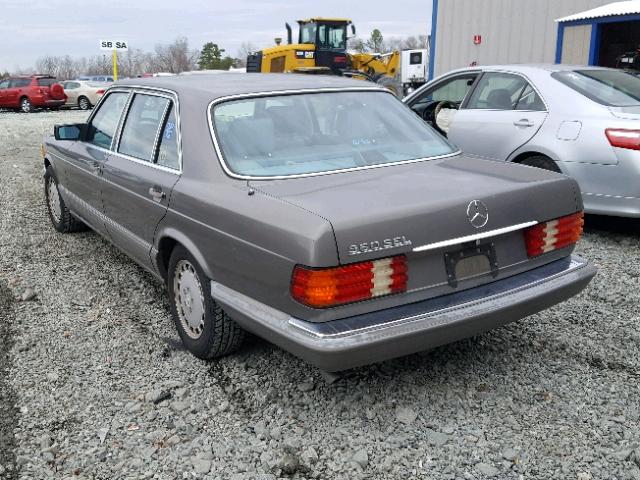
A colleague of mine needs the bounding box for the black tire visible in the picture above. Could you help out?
[20,97,33,113]
[44,166,86,233]
[78,96,91,110]
[167,245,245,359]
[376,76,402,98]
[518,155,561,173]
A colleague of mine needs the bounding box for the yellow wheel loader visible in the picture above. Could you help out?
[246,18,406,96]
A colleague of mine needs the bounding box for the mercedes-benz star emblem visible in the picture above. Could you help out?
[466,200,489,229]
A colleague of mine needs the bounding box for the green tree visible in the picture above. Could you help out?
[198,42,234,70]
[366,29,384,53]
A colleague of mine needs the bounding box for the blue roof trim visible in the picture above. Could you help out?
[428,0,438,80]
[555,13,640,66]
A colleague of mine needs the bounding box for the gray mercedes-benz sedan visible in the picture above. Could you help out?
[41,74,596,371]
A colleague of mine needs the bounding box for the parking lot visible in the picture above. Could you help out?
[0,110,639,479]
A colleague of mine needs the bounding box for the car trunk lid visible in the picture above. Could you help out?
[250,155,581,264]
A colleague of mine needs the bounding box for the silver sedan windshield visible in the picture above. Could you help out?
[211,90,456,178]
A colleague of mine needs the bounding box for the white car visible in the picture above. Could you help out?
[404,65,640,218]
[61,81,108,110]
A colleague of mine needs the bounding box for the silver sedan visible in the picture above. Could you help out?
[404,65,640,218]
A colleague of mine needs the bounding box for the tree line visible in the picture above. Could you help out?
[0,30,427,80]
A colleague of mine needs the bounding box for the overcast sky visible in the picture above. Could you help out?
[0,0,432,72]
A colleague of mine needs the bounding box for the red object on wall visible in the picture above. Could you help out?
[473,35,482,45]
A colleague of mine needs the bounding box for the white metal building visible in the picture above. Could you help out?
[429,0,640,78]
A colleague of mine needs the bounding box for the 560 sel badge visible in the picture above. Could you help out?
[348,235,413,256]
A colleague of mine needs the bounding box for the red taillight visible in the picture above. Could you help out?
[524,211,584,257]
[605,128,640,151]
[333,56,347,63]
[291,255,408,308]
[96,89,105,95]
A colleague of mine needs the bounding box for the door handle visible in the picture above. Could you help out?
[89,161,101,174]
[513,119,535,127]
[148,186,166,202]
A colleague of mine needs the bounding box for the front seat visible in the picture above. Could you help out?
[486,89,513,110]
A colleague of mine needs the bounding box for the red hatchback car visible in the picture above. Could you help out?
[0,75,67,112]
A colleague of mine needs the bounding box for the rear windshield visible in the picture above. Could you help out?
[552,70,640,107]
[211,90,456,178]
[36,78,56,87]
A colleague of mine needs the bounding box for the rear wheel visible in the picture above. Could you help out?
[167,246,245,359]
[20,97,33,113]
[518,155,561,173]
[78,96,91,110]
[44,166,86,233]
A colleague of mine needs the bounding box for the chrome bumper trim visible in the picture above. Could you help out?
[288,256,588,339]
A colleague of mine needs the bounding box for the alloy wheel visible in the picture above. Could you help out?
[173,260,205,339]
[47,177,62,223]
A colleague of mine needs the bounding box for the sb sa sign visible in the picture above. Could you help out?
[99,40,129,51]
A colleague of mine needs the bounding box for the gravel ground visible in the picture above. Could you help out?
[1,110,639,480]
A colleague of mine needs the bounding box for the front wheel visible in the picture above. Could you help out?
[167,246,245,359]
[44,167,86,233]
[20,97,33,113]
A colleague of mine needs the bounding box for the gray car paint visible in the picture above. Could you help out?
[404,64,640,218]
[44,73,596,369]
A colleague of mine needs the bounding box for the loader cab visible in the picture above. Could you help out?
[297,18,353,73]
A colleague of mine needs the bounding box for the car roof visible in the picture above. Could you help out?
[115,73,383,102]
[447,64,619,75]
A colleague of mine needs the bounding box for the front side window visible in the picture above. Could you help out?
[86,91,129,149]
[299,23,317,44]
[212,91,456,178]
[466,72,543,110]
[118,93,170,162]
[318,24,346,49]
[414,75,478,105]
[552,69,640,107]
[156,104,180,169]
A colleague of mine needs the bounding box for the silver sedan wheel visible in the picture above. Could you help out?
[173,260,205,339]
[47,177,62,223]
[78,97,90,110]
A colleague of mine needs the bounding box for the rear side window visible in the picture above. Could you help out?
[37,78,56,87]
[86,92,129,149]
[0,80,8,89]
[466,72,544,111]
[10,79,30,88]
[118,93,170,162]
[156,104,180,169]
[552,70,640,107]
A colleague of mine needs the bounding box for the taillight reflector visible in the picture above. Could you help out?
[605,128,640,151]
[96,89,105,95]
[524,211,584,257]
[333,56,347,63]
[291,255,408,308]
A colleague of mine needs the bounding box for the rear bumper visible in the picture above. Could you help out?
[212,255,596,372]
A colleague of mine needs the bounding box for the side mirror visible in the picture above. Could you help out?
[351,24,356,36]
[54,123,85,141]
